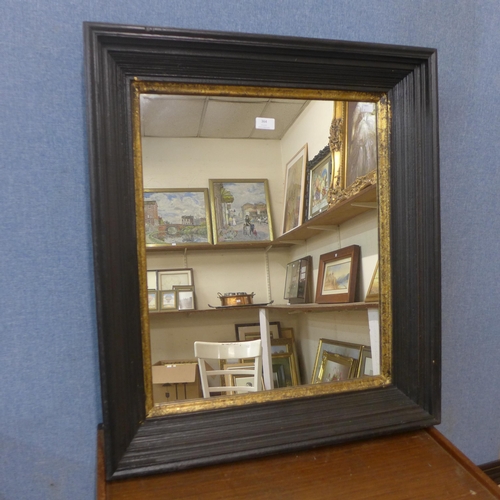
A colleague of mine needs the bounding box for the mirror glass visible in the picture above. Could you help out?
[134,85,386,411]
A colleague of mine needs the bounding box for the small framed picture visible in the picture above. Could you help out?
[282,144,308,235]
[357,346,373,377]
[235,322,281,341]
[143,188,212,247]
[315,245,360,303]
[365,261,379,302]
[311,338,365,384]
[209,179,274,244]
[147,290,158,311]
[305,145,333,220]
[157,268,193,291]
[317,352,357,383]
[173,285,196,311]
[284,256,312,304]
[159,290,177,311]
[270,338,295,355]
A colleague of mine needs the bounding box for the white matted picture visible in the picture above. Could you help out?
[157,268,193,291]
[282,144,308,234]
[174,285,196,311]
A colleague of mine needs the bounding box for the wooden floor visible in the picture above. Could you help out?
[99,428,500,499]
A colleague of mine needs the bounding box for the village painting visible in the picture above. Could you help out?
[143,189,212,246]
[209,179,273,244]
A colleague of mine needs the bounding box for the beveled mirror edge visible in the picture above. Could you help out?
[132,81,392,417]
[84,22,440,480]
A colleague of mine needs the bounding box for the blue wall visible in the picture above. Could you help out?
[1,1,499,498]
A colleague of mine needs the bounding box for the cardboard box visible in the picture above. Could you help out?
[152,360,201,403]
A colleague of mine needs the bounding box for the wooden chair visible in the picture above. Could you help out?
[194,340,263,398]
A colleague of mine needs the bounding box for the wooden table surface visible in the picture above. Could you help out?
[99,428,500,499]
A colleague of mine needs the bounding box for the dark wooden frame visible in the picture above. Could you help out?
[84,23,440,480]
[315,245,361,304]
[304,145,333,221]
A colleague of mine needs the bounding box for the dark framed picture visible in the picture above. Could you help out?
[272,352,299,388]
[235,321,281,341]
[365,261,379,303]
[357,346,373,377]
[315,245,360,303]
[305,145,333,220]
[311,338,365,384]
[144,188,212,247]
[173,285,196,311]
[318,352,357,383]
[284,256,312,304]
[344,102,377,189]
[282,144,308,234]
[209,179,274,244]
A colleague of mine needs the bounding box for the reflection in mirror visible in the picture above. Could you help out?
[135,88,385,410]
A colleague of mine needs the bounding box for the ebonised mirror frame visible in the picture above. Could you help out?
[84,22,440,480]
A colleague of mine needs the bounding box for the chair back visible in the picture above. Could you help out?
[194,340,263,398]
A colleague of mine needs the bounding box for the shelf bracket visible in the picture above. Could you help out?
[351,202,378,209]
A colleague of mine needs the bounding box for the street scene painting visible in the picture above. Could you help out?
[143,188,212,247]
[209,179,274,244]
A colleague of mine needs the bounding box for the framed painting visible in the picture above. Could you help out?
[144,188,212,247]
[305,145,333,220]
[365,261,379,303]
[147,290,158,312]
[344,102,378,189]
[282,144,307,234]
[159,290,177,311]
[174,285,196,311]
[272,352,300,388]
[311,338,365,384]
[157,268,193,291]
[357,346,373,377]
[209,179,274,244]
[315,245,360,303]
[235,322,281,341]
[284,256,312,304]
[318,352,357,383]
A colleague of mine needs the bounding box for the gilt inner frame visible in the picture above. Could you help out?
[132,81,393,418]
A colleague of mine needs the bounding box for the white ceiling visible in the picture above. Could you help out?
[140,94,310,140]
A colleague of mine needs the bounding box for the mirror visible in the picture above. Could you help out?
[135,89,384,409]
[85,23,440,480]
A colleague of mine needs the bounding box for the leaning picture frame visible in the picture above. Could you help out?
[282,144,308,234]
[147,290,158,312]
[144,188,212,247]
[173,285,196,311]
[159,290,177,311]
[311,338,365,384]
[315,245,360,303]
[305,145,333,220]
[272,352,300,388]
[357,346,373,377]
[284,256,312,304]
[209,179,274,244]
[318,352,357,383]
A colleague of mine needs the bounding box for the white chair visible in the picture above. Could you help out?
[194,340,263,398]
